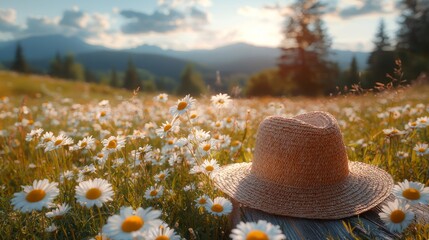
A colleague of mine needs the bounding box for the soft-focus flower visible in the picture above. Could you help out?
[205,197,232,216]
[169,94,195,116]
[230,220,286,240]
[75,178,114,208]
[211,93,231,109]
[392,179,429,205]
[46,203,71,219]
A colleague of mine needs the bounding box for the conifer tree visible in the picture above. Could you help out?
[123,58,140,90]
[11,43,29,73]
[278,0,336,96]
[177,64,206,96]
[110,69,119,88]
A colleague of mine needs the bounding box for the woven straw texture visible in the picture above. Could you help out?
[213,111,393,219]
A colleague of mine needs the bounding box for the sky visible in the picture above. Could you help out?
[0,0,401,51]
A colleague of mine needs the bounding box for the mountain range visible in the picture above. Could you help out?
[0,34,370,80]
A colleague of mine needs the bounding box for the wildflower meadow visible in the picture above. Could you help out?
[1,74,429,239]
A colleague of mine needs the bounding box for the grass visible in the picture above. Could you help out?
[0,71,428,239]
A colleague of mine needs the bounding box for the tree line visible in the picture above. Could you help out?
[247,0,429,96]
[7,44,206,95]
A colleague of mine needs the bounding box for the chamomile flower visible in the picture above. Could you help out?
[195,195,210,207]
[211,93,231,109]
[76,136,96,150]
[102,135,126,153]
[230,220,286,240]
[145,223,181,240]
[382,128,403,137]
[45,203,71,219]
[416,116,428,128]
[156,121,179,138]
[154,169,170,182]
[11,179,59,213]
[25,128,43,142]
[144,185,164,200]
[154,93,168,102]
[413,143,428,156]
[379,199,415,233]
[75,178,114,208]
[102,206,162,240]
[205,197,232,216]
[169,94,195,116]
[392,179,429,205]
[44,134,74,152]
[200,159,220,177]
[45,223,58,233]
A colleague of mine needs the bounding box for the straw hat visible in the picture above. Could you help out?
[213,111,393,219]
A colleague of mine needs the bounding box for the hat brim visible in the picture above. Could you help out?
[212,161,393,219]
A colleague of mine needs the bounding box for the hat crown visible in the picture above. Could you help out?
[251,112,349,188]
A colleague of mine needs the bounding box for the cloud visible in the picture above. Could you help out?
[339,0,387,19]
[59,9,90,28]
[158,0,212,8]
[120,7,208,34]
[0,8,19,32]
[237,6,284,21]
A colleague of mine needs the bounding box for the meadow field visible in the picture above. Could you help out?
[0,71,429,239]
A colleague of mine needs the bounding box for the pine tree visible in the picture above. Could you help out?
[177,64,206,96]
[49,52,63,78]
[348,56,359,87]
[11,43,29,73]
[123,58,140,90]
[110,69,119,88]
[278,0,335,96]
[365,19,395,88]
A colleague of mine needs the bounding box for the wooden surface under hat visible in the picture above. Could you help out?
[230,194,429,239]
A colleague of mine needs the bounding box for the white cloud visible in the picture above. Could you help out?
[158,0,212,8]
[0,8,19,32]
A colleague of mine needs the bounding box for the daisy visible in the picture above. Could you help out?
[25,128,43,142]
[169,94,195,116]
[154,169,170,182]
[200,159,220,177]
[102,206,162,240]
[198,140,218,156]
[413,143,428,156]
[230,140,242,152]
[382,128,403,137]
[211,93,231,109]
[230,220,286,240]
[154,93,168,102]
[75,178,114,208]
[11,179,59,213]
[145,223,181,240]
[396,151,409,159]
[76,136,96,150]
[45,203,71,219]
[45,223,58,233]
[144,185,164,200]
[37,131,54,148]
[392,179,429,205]
[379,199,415,233]
[416,116,428,128]
[156,121,179,138]
[102,136,126,153]
[45,134,74,152]
[195,195,210,207]
[205,197,232,216]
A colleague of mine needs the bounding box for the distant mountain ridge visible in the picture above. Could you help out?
[0,35,370,78]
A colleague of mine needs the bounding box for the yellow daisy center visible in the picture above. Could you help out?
[215,122,221,127]
[177,101,187,111]
[44,138,51,143]
[167,140,174,145]
[198,198,207,204]
[121,216,144,232]
[54,139,63,146]
[97,153,104,158]
[86,188,102,200]
[190,113,197,119]
[80,142,88,148]
[410,122,417,126]
[402,188,421,200]
[150,190,158,196]
[158,174,166,180]
[211,203,223,213]
[420,119,427,123]
[246,230,269,240]
[390,209,405,223]
[391,129,398,134]
[155,236,170,240]
[164,124,172,132]
[159,95,164,99]
[28,119,34,125]
[100,111,106,117]
[26,189,46,202]
[205,165,214,172]
[418,148,426,153]
[203,144,211,151]
[95,236,104,240]
[107,139,117,149]
[231,141,240,147]
[226,118,232,123]
[217,99,225,104]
